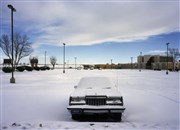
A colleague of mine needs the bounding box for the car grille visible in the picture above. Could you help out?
[85,96,106,106]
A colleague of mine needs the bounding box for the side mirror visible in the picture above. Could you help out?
[74,85,78,89]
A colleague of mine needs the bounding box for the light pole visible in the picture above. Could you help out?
[8,4,16,83]
[67,60,69,68]
[63,43,66,73]
[139,52,142,72]
[166,43,170,75]
[131,57,133,69]
[75,57,77,69]
[45,51,46,66]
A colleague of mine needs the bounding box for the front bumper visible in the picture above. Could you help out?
[67,105,125,114]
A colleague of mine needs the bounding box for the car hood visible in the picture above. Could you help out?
[70,88,122,97]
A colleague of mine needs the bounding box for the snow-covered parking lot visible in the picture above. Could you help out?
[0,69,179,130]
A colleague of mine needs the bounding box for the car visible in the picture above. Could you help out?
[67,77,125,121]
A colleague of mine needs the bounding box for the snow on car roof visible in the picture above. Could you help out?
[77,77,114,89]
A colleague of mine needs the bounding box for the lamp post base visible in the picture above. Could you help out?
[166,71,168,75]
[10,77,15,83]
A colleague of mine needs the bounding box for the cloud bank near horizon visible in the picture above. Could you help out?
[2,1,179,48]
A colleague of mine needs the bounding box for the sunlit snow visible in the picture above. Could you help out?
[0,69,179,130]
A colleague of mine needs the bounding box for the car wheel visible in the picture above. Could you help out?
[71,114,80,120]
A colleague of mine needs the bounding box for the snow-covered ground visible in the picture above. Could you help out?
[0,69,179,130]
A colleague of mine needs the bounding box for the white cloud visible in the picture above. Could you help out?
[147,50,166,55]
[2,1,179,47]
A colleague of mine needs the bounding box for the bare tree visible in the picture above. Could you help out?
[50,56,57,69]
[0,33,33,67]
[169,48,180,70]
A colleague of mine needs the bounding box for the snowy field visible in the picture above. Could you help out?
[0,69,179,130]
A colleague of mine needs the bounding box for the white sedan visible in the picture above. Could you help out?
[67,77,125,121]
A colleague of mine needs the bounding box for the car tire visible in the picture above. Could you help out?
[71,114,80,120]
[111,113,122,121]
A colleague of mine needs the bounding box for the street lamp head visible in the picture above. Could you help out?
[7,4,16,12]
[166,43,170,45]
[63,43,66,46]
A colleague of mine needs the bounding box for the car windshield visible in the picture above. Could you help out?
[77,77,114,89]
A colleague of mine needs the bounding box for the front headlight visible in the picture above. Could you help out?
[106,97,123,105]
[69,96,86,105]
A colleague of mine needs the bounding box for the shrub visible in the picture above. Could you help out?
[168,69,173,71]
[40,66,46,71]
[40,66,50,71]
[25,66,33,71]
[2,67,13,73]
[16,66,25,72]
[34,66,40,71]
[175,69,179,72]
[154,69,161,71]
[46,66,50,70]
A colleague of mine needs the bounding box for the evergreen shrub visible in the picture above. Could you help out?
[16,66,25,72]
[25,66,33,71]
[34,66,40,71]
[2,67,13,73]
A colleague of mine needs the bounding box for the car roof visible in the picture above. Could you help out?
[78,77,114,89]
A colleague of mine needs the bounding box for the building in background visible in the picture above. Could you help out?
[137,55,175,70]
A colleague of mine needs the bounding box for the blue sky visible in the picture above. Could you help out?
[0,0,179,65]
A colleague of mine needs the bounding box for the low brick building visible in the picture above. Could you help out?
[137,55,176,70]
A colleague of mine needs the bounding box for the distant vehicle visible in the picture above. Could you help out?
[84,67,88,70]
[67,77,125,121]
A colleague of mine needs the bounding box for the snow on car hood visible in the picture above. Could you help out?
[70,88,122,97]
[70,77,122,97]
